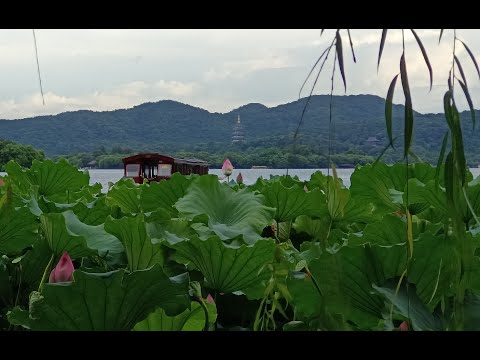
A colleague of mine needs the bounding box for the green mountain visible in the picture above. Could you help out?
[0,94,478,165]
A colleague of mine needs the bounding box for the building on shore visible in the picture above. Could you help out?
[232,114,245,144]
[365,136,380,147]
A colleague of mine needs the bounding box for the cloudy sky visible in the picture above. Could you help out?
[0,29,478,119]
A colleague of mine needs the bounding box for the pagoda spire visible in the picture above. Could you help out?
[232,113,245,144]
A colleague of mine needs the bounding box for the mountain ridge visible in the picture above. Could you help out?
[0,94,478,164]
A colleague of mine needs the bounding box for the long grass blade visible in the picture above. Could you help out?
[400,54,414,158]
[406,209,413,258]
[347,29,356,63]
[373,136,399,168]
[456,78,476,130]
[454,55,468,88]
[435,131,449,189]
[32,29,45,106]
[385,74,399,148]
[411,29,433,91]
[378,29,388,70]
[459,39,480,79]
[299,46,330,98]
[336,30,347,92]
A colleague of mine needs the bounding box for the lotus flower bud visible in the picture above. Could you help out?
[206,293,215,305]
[399,321,409,331]
[222,159,233,176]
[236,172,243,184]
[49,252,74,283]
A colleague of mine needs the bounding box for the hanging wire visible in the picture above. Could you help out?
[32,29,45,106]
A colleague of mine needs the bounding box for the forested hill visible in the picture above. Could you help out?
[0,94,479,164]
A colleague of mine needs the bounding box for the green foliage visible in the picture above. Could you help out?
[5,95,480,168]
[0,157,479,331]
[0,139,44,170]
[8,265,190,330]
[133,301,217,331]
[166,235,276,293]
[2,29,480,331]
[175,175,275,244]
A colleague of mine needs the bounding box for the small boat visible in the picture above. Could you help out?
[122,153,209,184]
[251,165,270,169]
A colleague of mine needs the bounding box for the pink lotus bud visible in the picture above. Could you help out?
[399,321,409,331]
[222,159,233,176]
[49,252,74,283]
[206,293,215,305]
[236,172,243,184]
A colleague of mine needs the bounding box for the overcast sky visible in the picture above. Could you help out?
[0,29,478,120]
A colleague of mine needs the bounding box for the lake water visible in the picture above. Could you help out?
[3,168,480,192]
[86,168,356,191]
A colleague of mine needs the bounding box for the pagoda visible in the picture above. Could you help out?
[232,114,245,144]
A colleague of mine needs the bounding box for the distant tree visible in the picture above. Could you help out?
[0,139,44,170]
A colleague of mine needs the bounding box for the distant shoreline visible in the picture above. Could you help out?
[81,167,358,171]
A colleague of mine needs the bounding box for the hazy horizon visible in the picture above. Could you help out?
[0,93,466,121]
[1,29,479,119]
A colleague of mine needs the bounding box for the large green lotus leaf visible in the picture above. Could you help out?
[412,219,443,238]
[45,183,103,205]
[175,175,275,245]
[349,216,458,310]
[247,177,268,193]
[348,215,406,247]
[20,236,53,290]
[372,282,444,331]
[306,171,345,192]
[408,232,460,309]
[40,211,124,259]
[348,220,459,311]
[105,215,164,271]
[5,159,89,197]
[293,215,331,244]
[0,205,38,254]
[261,180,327,222]
[467,257,480,291]
[276,220,292,243]
[239,265,274,300]
[0,257,12,302]
[339,197,378,224]
[287,271,325,320]
[326,181,351,222]
[146,217,197,245]
[133,301,217,331]
[464,291,480,330]
[287,241,409,329]
[106,178,142,214]
[141,173,197,216]
[71,197,113,226]
[8,265,190,330]
[25,191,112,226]
[350,162,438,215]
[464,178,480,227]
[299,241,323,264]
[403,179,446,214]
[167,234,275,293]
[246,175,303,193]
[307,171,376,225]
[0,181,34,211]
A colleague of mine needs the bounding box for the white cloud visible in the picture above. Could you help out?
[0,29,479,119]
[0,80,200,119]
